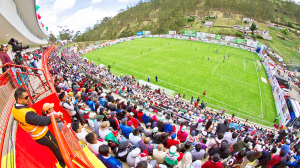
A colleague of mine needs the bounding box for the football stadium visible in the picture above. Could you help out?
[86,38,276,125]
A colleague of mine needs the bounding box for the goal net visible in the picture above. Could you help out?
[256,60,262,71]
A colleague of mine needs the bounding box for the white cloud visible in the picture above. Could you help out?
[91,0,103,4]
[53,0,76,10]
[118,0,134,3]
[42,13,58,24]
[50,6,117,35]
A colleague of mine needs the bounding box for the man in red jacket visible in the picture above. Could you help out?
[266,150,285,168]
[165,133,180,149]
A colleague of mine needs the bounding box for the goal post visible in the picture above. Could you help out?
[256,60,261,71]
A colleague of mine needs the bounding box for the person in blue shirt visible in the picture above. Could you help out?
[98,144,122,168]
[87,97,96,111]
[288,155,300,167]
[281,139,291,158]
[99,94,106,106]
[120,118,133,139]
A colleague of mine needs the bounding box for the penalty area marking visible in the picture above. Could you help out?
[252,53,264,117]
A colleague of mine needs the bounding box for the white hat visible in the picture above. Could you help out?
[89,113,96,119]
[1,44,8,47]
[169,146,177,155]
[153,127,158,132]
[131,148,141,158]
[182,126,186,131]
[255,144,263,152]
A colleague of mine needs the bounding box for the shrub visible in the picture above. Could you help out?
[244,20,248,24]
[257,35,264,39]
[201,20,205,24]
[288,22,294,28]
[235,32,245,38]
[251,34,257,40]
[187,16,195,22]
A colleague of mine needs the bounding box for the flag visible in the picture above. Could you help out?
[42,24,44,27]
[36,5,40,11]
[37,13,41,19]
[46,27,48,31]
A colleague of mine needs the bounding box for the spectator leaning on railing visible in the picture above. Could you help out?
[12,87,65,167]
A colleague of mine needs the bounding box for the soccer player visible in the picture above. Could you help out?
[202,91,206,97]
[246,60,248,63]
[216,49,219,53]
[155,76,158,82]
[203,55,204,58]
[148,77,150,83]
[208,57,209,61]
[223,58,225,63]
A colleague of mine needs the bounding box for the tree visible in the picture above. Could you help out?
[59,29,74,41]
[250,22,258,34]
[48,32,57,42]
[73,31,81,40]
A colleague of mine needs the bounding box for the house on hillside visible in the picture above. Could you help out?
[242,18,254,23]
[203,21,214,27]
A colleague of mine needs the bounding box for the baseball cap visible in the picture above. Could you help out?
[182,126,186,131]
[43,103,54,111]
[1,44,8,47]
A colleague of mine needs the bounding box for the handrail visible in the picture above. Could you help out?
[42,46,56,93]
[50,115,76,168]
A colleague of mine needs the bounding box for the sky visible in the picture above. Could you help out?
[36,0,141,36]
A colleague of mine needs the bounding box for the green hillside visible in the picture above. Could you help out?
[75,0,300,64]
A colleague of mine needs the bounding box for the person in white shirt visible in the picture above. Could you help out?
[129,129,142,146]
[58,92,76,117]
[85,132,108,155]
[71,121,91,144]
[223,132,238,148]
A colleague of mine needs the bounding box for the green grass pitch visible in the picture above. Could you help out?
[85,38,277,126]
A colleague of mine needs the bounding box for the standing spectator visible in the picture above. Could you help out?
[0,44,14,73]
[274,155,291,168]
[266,150,286,168]
[216,120,229,134]
[97,144,123,168]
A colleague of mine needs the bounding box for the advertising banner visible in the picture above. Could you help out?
[143,31,151,35]
[153,35,159,38]
[206,33,216,39]
[184,30,197,37]
[215,34,226,40]
[137,31,143,36]
[190,37,196,41]
[221,41,228,45]
[197,32,206,38]
[225,36,236,43]
[169,31,176,35]
[247,39,258,48]
[236,38,247,45]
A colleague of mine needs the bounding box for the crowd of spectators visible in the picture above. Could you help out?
[47,45,300,168]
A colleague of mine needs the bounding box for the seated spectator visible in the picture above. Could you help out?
[77,103,87,124]
[191,160,202,168]
[165,145,180,167]
[240,144,262,168]
[157,117,166,132]
[113,141,132,162]
[59,92,76,117]
[153,144,167,164]
[134,151,157,168]
[129,129,142,146]
[216,119,229,134]
[180,142,192,154]
[136,161,148,168]
[142,111,150,124]
[137,137,155,155]
[72,121,91,144]
[207,132,223,149]
[97,144,122,168]
[223,131,238,148]
[192,144,205,161]
[231,136,250,154]
[41,103,63,131]
[266,150,286,168]
[144,123,152,137]
[85,132,108,155]
[98,121,112,139]
[128,114,139,128]
[177,152,192,168]
[127,148,141,167]
[120,118,133,139]
[177,126,188,143]
[94,115,104,137]
[225,149,246,168]
[99,93,106,106]
[137,109,144,123]
[87,97,96,111]
[150,127,159,143]
[202,153,223,168]
[88,113,97,132]
[107,111,120,131]
[208,140,230,160]
[155,133,168,146]
[166,133,180,149]
[256,150,271,168]
[274,154,291,168]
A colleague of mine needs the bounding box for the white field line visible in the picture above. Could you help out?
[212,73,259,88]
[252,53,264,117]
[212,51,228,74]
[117,44,174,65]
[244,61,256,74]
[101,59,262,117]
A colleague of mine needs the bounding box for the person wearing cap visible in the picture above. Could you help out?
[157,116,166,132]
[166,133,180,149]
[142,111,150,124]
[165,145,180,167]
[151,127,159,143]
[202,153,223,168]
[85,132,108,155]
[12,88,66,167]
[41,103,64,131]
[25,51,38,69]
[97,144,123,168]
[88,113,97,132]
[177,126,188,143]
[120,118,133,139]
[99,93,106,106]
[94,115,104,137]
[0,44,14,73]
